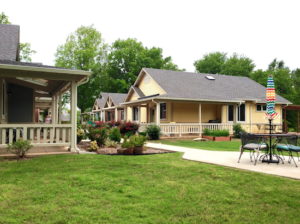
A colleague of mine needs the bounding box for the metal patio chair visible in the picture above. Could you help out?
[276,136,300,167]
[238,132,268,165]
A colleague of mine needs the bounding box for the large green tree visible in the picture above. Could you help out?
[103,38,184,93]
[0,12,36,62]
[194,52,255,77]
[54,25,107,112]
[194,52,227,74]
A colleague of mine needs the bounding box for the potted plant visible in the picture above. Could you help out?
[121,136,134,155]
[130,135,147,155]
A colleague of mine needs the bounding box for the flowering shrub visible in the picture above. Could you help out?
[119,122,139,136]
[95,121,106,128]
[106,121,121,128]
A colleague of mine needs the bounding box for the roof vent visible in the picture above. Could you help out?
[206,76,215,80]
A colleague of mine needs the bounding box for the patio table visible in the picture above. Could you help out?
[251,133,294,164]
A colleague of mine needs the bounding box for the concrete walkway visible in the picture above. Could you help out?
[146,143,300,180]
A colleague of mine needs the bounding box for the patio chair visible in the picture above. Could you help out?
[256,124,263,133]
[276,136,300,167]
[238,132,268,165]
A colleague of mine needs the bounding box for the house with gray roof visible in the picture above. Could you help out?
[121,68,291,135]
[84,92,127,122]
[0,24,91,152]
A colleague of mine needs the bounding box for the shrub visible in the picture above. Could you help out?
[138,132,147,137]
[124,132,134,138]
[121,136,134,149]
[96,128,108,147]
[233,124,245,138]
[109,127,121,143]
[203,128,211,136]
[129,135,147,147]
[203,129,229,137]
[119,121,139,136]
[105,139,118,147]
[89,140,98,152]
[77,127,84,143]
[7,138,33,158]
[106,121,121,128]
[145,124,161,140]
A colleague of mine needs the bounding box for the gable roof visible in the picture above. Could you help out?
[109,93,128,106]
[97,92,109,108]
[0,24,20,61]
[142,68,291,104]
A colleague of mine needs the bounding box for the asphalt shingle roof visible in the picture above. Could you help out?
[109,93,128,106]
[0,24,20,61]
[132,86,145,97]
[143,68,291,104]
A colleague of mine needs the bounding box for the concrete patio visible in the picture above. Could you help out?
[0,146,73,157]
[146,142,300,180]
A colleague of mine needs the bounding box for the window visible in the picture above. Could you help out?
[160,103,167,119]
[145,74,150,83]
[237,104,246,122]
[121,110,124,120]
[256,104,267,112]
[108,112,111,121]
[228,104,246,122]
[133,107,139,121]
[2,81,5,118]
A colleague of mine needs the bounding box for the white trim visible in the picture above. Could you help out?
[0,63,92,76]
[2,80,5,119]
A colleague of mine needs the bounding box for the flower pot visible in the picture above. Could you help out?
[124,148,133,155]
[117,148,126,155]
[134,146,143,155]
[202,135,214,141]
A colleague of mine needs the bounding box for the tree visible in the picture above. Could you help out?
[19,43,37,62]
[1,12,36,62]
[54,25,107,112]
[223,53,255,77]
[194,52,227,74]
[194,52,255,77]
[103,38,184,93]
[0,12,11,24]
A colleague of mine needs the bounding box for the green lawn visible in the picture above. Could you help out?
[0,154,299,223]
[149,138,242,151]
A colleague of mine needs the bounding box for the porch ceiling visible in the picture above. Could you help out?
[0,62,91,96]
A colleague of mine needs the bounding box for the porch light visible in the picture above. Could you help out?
[16,77,48,86]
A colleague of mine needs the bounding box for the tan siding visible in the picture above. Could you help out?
[138,73,166,96]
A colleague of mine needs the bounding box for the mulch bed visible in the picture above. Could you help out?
[77,141,172,155]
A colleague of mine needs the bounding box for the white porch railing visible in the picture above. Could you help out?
[0,124,72,148]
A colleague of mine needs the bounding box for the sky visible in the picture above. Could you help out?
[2,0,300,72]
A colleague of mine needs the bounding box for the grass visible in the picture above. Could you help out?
[0,154,300,223]
[149,138,242,151]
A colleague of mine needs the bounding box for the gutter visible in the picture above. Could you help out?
[0,63,93,76]
[121,96,245,105]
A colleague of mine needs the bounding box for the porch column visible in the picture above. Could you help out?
[124,106,127,121]
[138,106,141,123]
[250,103,252,133]
[103,110,106,122]
[233,105,237,123]
[55,93,59,124]
[59,92,62,124]
[70,80,77,152]
[51,95,55,124]
[115,107,118,121]
[156,102,160,125]
[199,103,201,136]
[284,109,286,132]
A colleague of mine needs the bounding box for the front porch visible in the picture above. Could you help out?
[0,61,91,152]
[122,99,283,136]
